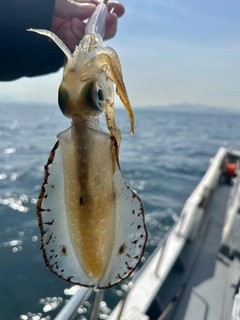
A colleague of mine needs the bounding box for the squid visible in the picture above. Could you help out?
[30,0,147,289]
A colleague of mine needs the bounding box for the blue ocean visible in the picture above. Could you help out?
[1,103,240,320]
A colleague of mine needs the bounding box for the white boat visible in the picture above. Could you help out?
[53,146,240,320]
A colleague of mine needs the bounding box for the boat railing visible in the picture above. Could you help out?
[154,148,226,278]
[54,287,93,320]
[175,209,187,237]
[154,222,179,278]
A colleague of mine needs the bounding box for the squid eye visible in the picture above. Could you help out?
[94,85,105,111]
[98,89,104,101]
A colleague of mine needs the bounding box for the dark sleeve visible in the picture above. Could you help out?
[0,0,64,81]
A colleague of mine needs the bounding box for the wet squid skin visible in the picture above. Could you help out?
[32,16,147,288]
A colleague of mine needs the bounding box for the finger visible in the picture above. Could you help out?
[107,1,125,18]
[72,0,99,4]
[55,1,96,21]
[70,17,86,40]
[65,28,81,52]
[55,0,125,21]
[104,12,118,40]
[51,19,76,52]
[79,0,125,16]
[51,17,68,38]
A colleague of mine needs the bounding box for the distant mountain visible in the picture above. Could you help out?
[143,104,240,114]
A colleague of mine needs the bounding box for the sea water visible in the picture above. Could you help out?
[0,103,240,320]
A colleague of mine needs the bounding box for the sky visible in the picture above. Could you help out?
[0,0,240,109]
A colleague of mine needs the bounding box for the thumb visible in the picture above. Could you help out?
[54,0,96,21]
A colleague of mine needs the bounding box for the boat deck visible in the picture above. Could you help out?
[147,183,240,320]
[173,184,240,319]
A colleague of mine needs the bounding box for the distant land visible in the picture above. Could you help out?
[140,103,240,114]
[0,100,239,114]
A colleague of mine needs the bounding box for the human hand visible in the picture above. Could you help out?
[52,0,125,52]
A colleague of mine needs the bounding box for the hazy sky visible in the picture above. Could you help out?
[0,0,240,109]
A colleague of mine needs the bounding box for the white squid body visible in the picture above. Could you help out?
[31,13,147,289]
